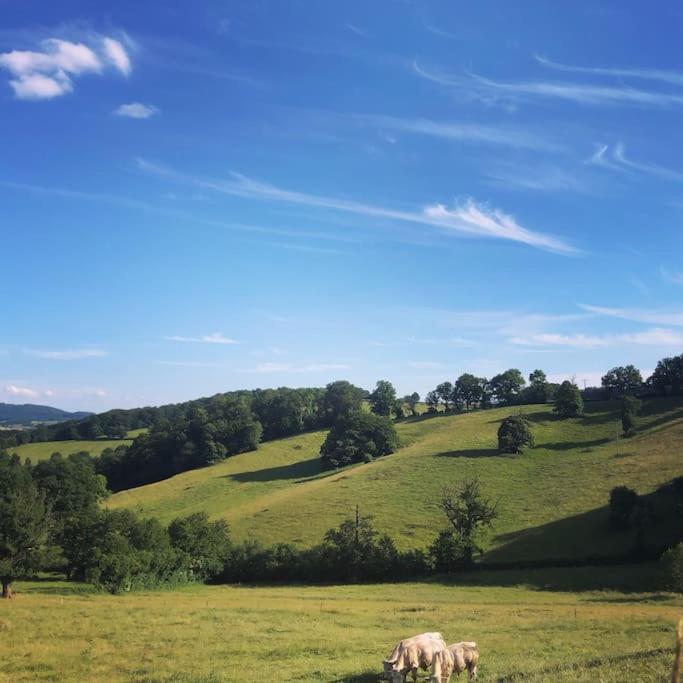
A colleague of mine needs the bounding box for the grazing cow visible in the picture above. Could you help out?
[446,642,479,682]
[383,632,447,683]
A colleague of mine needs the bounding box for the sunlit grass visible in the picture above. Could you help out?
[108,398,683,562]
[11,438,134,463]
[2,572,681,682]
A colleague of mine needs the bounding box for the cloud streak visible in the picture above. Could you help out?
[413,60,683,108]
[23,348,108,360]
[114,102,159,119]
[164,333,238,345]
[138,158,577,254]
[510,328,683,348]
[252,362,350,373]
[579,304,683,327]
[535,54,683,87]
[358,114,562,151]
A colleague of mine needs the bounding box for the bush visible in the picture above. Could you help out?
[428,529,465,573]
[168,513,231,581]
[497,415,534,454]
[660,543,683,592]
[320,411,399,469]
[609,486,639,531]
[621,395,642,437]
[553,381,583,418]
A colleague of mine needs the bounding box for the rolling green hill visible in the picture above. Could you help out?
[108,398,683,563]
[10,429,142,463]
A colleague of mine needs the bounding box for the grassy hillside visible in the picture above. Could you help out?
[5,570,682,682]
[10,432,139,463]
[108,398,683,562]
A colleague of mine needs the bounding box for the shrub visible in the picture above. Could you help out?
[660,543,683,592]
[320,411,399,469]
[168,512,231,581]
[428,529,465,573]
[497,415,534,454]
[609,486,639,531]
[621,395,642,437]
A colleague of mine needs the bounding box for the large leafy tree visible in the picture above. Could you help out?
[601,365,643,399]
[435,382,454,411]
[403,392,420,417]
[527,369,550,404]
[649,354,683,395]
[32,452,108,544]
[168,512,231,580]
[319,411,399,469]
[425,390,440,413]
[0,454,50,598]
[438,480,497,569]
[497,415,534,454]
[489,369,526,406]
[453,374,483,412]
[370,380,397,417]
[323,381,366,423]
[554,380,584,418]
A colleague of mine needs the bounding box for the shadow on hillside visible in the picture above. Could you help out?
[639,407,683,432]
[228,457,323,483]
[537,437,611,452]
[400,411,451,424]
[434,447,500,459]
[487,505,614,566]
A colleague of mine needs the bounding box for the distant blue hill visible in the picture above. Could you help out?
[0,403,92,425]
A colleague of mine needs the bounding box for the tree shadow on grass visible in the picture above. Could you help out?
[227,457,323,483]
[434,447,500,459]
[537,437,610,452]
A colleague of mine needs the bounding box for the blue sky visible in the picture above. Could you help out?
[1,0,682,411]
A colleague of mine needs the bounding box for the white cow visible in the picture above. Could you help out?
[383,632,447,683]
[432,642,479,683]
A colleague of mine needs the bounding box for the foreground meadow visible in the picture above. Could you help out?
[2,568,681,682]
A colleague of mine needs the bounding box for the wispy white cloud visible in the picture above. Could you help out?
[408,361,442,369]
[612,143,683,182]
[164,333,238,345]
[345,23,368,37]
[535,54,683,87]
[0,34,131,99]
[156,360,231,368]
[0,179,365,246]
[510,327,683,348]
[102,36,132,76]
[413,60,683,108]
[4,384,38,397]
[587,144,630,173]
[423,200,576,253]
[252,362,350,373]
[661,267,683,285]
[138,158,577,254]
[579,304,683,326]
[510,333,609,348]
[483,162,585,192]
[114,102,159,119]
[358,114,562,151]
[23,348,108,360]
